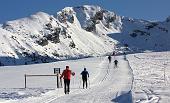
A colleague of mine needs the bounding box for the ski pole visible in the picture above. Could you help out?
[72,76,74,88]
[88,77,90,88]
[79,77,81,89]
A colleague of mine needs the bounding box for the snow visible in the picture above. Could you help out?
[0,55,133,103]
[0,5,120,66]
[128,52,170,103]
[0,51,170,103]
[0,5,170,66]
[0,4,170,103]
[50,56,133,103]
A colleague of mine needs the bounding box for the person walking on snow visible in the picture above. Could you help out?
[81,68,89,89]
[60,66,75,94]
[108,55,112,63]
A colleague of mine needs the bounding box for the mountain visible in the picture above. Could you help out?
[110,16,170,52]
[0,5,170,66]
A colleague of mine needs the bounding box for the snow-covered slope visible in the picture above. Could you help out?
[0,5,120,66]
[108,17,170,52]
[0,5,170,66]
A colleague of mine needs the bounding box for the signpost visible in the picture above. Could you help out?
[54,68,60,74]
[54,68,61,88]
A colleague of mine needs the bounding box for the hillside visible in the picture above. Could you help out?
[109,16,170,52]
[0,5,170,66]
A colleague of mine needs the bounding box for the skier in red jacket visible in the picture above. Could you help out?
[60,66,75,94]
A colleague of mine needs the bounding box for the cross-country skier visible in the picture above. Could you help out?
[123,52,127,60]
[81,68,89,89]
[60,66,75,94]
[114,60,118,68]
[112,51,115,56]
[108,55,112,63]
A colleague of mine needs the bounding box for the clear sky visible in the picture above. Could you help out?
[0,0,170,23]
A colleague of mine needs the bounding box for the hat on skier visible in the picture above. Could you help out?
[66,66,69,68]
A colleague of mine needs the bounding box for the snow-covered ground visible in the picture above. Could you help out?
[128,52,170,103]
[1,52,170,103]
[0,55,133,103]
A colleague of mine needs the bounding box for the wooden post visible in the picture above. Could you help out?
[56,73,59,88]
[24,74,26,88]
[60,78,62,88]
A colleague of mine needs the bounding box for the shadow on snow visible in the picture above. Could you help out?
[111,90,133,103]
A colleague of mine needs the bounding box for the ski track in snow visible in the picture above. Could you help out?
[1,56,133,103]
[41,56,133,103]
[4,52,170,103]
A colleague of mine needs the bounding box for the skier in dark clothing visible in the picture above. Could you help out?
[81,68,89,89]
[60,66,75,94]
[123,52,127,60]
[108,55,112,63]
[112,51,115,56]
[114,60,118,68]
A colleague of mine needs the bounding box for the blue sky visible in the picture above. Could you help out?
[0,0,170,23]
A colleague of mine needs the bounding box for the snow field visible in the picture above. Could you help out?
[128,52,170,103]
[1,52,170,103]
[0,55,133,103]
[0,57,104,102]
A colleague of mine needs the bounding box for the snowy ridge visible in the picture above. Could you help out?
[109,16,170,52]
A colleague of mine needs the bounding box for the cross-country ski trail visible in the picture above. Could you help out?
[49,56,133,103]
[9,56,133,103]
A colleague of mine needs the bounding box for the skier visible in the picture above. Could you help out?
[114,60,118,68]
[112,51,115,56]
[123,52,127,60]
[108,55,112,63]
[81,68,89,89]
[60,66,75,94]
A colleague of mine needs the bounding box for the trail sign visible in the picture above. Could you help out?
[54,68,60,74]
